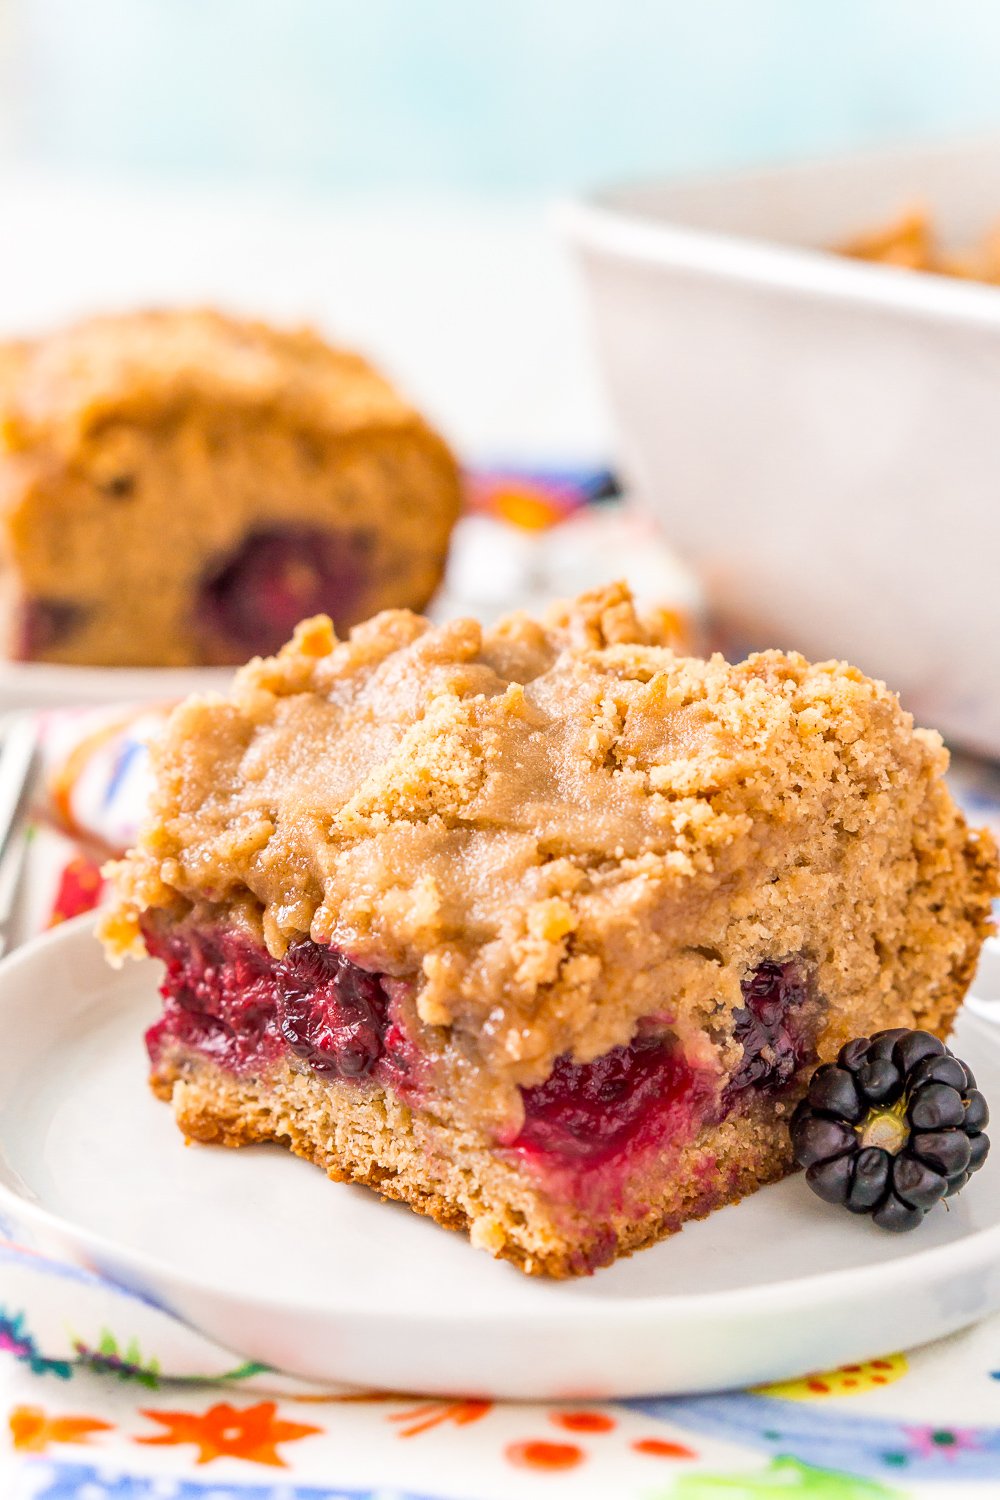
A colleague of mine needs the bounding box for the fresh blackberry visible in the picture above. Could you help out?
[790,1029,989,1230]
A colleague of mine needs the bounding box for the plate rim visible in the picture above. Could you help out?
[0,659,235,710]
[3,914,1000,1336]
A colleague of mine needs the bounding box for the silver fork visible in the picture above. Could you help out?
[0,714,39,960]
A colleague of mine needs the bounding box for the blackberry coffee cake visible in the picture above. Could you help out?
[101,583,998,1275]
[0,310,460,666]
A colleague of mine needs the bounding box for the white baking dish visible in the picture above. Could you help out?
[561,137,1000,756]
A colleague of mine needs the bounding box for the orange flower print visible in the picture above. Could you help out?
[9,1404,112,1453]
[389,1397,493,1438]
[136,1399,322,1467]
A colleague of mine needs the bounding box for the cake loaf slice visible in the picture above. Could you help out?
[0,309,461,666]
[101,583,998,1276]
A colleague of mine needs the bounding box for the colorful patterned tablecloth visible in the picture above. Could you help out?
[6,1233,1000,1499]
[2,473,1000,1499]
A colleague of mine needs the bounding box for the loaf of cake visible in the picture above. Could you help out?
[0,309,462,666]
[101,582,998,1276]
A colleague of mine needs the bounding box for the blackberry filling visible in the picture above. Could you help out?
[722,958,817,1109]
[18,598,85,657]
[146,923,720,1183]
[512,1034,703,1169]
[197,525,371,658]
[142,924,415,1093]
[276,941,390,1080]
[513,957,820,1180]
[147,927,832,1197]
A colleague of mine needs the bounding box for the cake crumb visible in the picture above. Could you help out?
[470,1213,507,1256]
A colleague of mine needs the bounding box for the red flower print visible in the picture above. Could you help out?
[135,1399,321,1466]
[551,1409,616,1434]
[506,1439,585,1470]
[632,1436,697,1458]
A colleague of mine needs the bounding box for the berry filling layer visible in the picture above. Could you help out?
[143,922,418,1099]
[722,958,816,1107]
[197,524,370,658]
[505,960,816,1210]
[145,923,818,1208]
[18,598,86,658]
[512,1034,706,1168]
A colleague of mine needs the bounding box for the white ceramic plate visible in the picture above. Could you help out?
[2,916,999,1400]
[0,660,234,711]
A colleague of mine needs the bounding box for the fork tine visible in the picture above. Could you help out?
[0,714,39,957]
[0,714,38,872]
[0,823,29,960]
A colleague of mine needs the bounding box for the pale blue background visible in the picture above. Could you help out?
[5,0,1000,195]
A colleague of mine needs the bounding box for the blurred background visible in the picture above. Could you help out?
[3,0,1000,462]
[7,1,1000,198]
[1,0,999,756]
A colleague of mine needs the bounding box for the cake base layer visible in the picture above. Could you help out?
[152,1048,797,1278]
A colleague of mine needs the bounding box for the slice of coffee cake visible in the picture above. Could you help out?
[101,583,998,1276]
[0,309,461,666]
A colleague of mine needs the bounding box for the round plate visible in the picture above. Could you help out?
[2,917,999,1399]
[0,660,234,711]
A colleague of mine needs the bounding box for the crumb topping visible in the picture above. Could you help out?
[0,308,414,458]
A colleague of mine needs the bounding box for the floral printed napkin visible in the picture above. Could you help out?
[6,1228,1000,1498]
[3,476,1000,1498]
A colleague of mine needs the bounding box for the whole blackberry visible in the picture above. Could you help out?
[790,1029,989,1231]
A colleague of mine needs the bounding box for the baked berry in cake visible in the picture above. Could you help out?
[0,310,461,666]
[100,583,999,1276]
